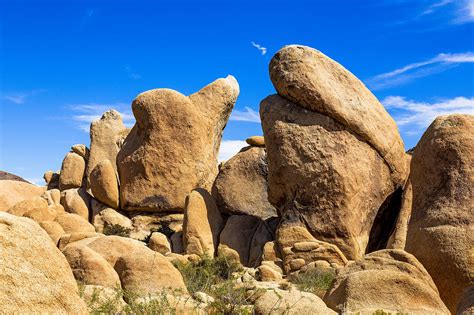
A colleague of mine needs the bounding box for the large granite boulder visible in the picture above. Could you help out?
[212,146,277,220]
[0,180,45,212]
[324,249,449,314]
[59,152,86,190]
[86,110,127,189]
[89,159,119,209]
[117,76,239,212]
[405,114,474,312]
[0,212,87,313]
[260,45,409,261]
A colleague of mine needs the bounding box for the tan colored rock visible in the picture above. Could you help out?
[93,207,132,233]
[59,152,85,190]
[149,232,171,254]
[63,243,121,288]
[261,94,402,260]
[87,235,148,266]
[212,146,276,220]
[117,76,239,212]
[86,110,127,189]
[387,179,412,249]
[324,249,449,314]
[41,188,61,205]
[405,114,474,312]
[254,287,336,315]
[90,159,119,209]
[60,188,90,221]
[55,212,95,234]
[269,45,407,183]
[129,212,183,240]
[23,203,62,222]
[71,144,89,160]
[7,195,48,217]
[183,189,223,257]
[0,180,45,212]
[114,246,188,296]
[218,215,274,267]
[39,220,66,245]
[246,135,265,147]
[44,170,60,190]
[262,241,282,262]
[0,212,87,313]
[59,233,104,251]
[258,264,283,282]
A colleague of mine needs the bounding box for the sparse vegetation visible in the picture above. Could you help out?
[103,223,132,238]
[289,268,336,297]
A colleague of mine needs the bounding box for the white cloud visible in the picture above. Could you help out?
[69,103,135,132]
[454,0,474,23]
[218,140,247,162]
[251,41,267,56]
[383,96,474,134]
[366,52,474,89]
[1,89,47,104]
[230,107,261,123]
[420,0,453,16]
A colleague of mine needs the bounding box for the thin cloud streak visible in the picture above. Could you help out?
[230,107,260,123]
[251,41,267,56]
[383,96,474,134]
[366,52,474,90]
[1,89,47,104]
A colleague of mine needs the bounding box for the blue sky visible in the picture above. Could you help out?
[0,0,473,184]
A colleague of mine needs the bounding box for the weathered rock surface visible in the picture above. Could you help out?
[212,146,276,220]
[54,213,95,234]
[254,287,336,315]
[269,45,407,183]
[86,110,127,189]
[59,152,86,190]
[148,231,172,255]
[117,76,239,212]
[7,195,48,217]
[457,286,474,315]
[90,159,119,209]
[0,212,87,313]
[87,235,148,266]
[219,215,275,267]
[405,114,474,312]
[44,170,60,189]
[60,188,90,221]
[114,246,188,296]
[324,249,449,314]
[62,243,121,288]
[71,144,89,160]
[261,94,400,260]
[0,180,45,212]
[246,136,265,147]
[183,189,223,257]
[92,206,132,233]
[39,220,66,244]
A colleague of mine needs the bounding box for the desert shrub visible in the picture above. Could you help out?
[103,223,132,237]
[173,255,243,295]
[289,268,336,297]
[78,284,125,314]
[207,280,255,315]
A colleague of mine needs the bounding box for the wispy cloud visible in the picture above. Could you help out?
[69,103,135,132]
[366,52,474,90]
[420,0,453,16]
[125,66,142,80]
[1,89,47,104]
[454,0,474,23]
[218,140,247,162]
[251,41,267,56]
[230,107,260,123]
[383,95,474,135]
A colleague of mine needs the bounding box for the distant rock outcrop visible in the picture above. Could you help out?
[117,76,239,212]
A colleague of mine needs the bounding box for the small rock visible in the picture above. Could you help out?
[245,136,265,147]
[149,232,171,255]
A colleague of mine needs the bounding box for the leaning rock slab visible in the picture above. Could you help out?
[269,45,407,183]
[117,76,239,212]
[89,159,119,209]
[212,146,277,220]
[405,114,474,312]
[324,249,449,314]
[0,212,87,313]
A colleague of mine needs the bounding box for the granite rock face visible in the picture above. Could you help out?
[118,76,239,212]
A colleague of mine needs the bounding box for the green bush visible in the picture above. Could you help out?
[289,268,336,297]
[103,223,132,238]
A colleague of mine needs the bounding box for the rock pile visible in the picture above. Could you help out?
[1,45,471,313]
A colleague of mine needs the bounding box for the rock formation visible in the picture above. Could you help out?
[261,45,409,263]
[405,114,474,312]
[212,146,277,220]
[117,76,239,212]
